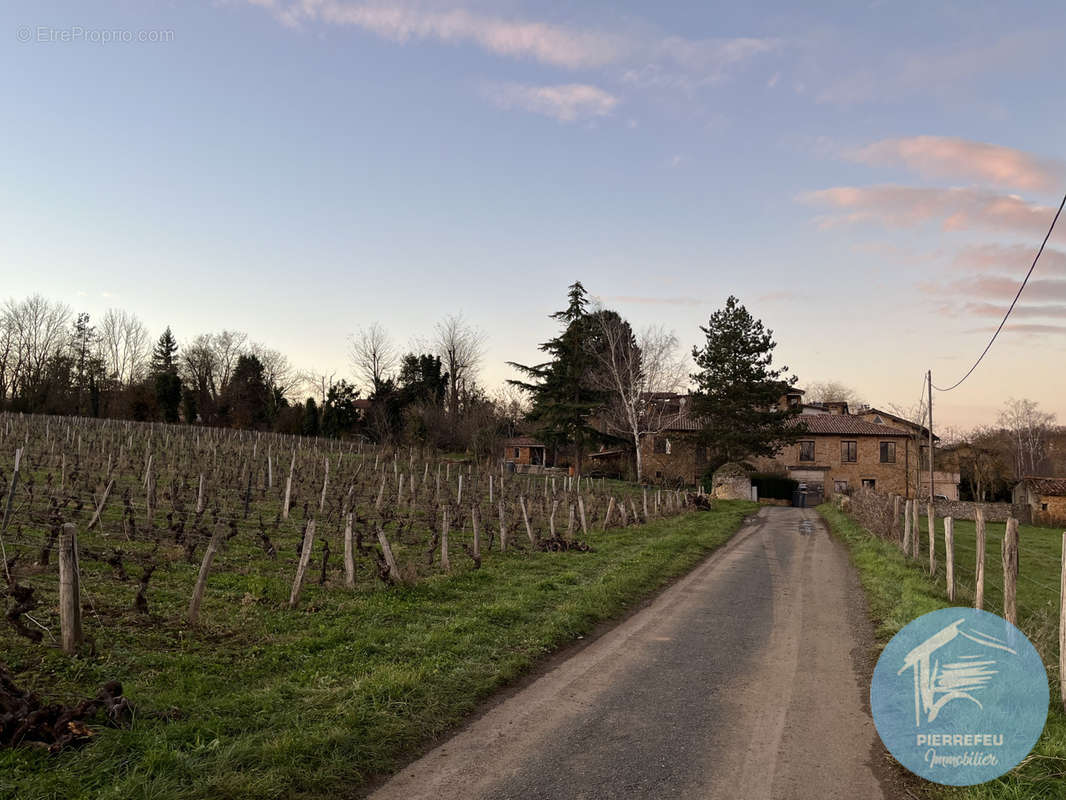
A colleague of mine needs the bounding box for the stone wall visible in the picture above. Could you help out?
[931,499,1031,524]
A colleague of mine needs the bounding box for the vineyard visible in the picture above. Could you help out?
[0,411,745,799]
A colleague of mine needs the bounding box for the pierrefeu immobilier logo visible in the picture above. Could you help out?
[871,608,1049,785]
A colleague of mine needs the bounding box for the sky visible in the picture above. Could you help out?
[3,0,1066,430]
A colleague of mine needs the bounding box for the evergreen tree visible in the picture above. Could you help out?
[220,354,270,429]
[151,327,179,375]
[321,380,361,438]
[151,327,182,423]
[690,296,803,468]
[508,281,605,475]
[302,397,320,437]
[70,313,104,417]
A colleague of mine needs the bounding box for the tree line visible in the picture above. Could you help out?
[0,295,522,455]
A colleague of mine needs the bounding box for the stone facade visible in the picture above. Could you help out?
[639,433,708,486]
[752,428,913,498]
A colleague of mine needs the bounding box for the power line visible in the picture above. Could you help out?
[933,191,1066,392]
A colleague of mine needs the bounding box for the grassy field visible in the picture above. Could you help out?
[2,498,756,800]
[818,503,1066,800]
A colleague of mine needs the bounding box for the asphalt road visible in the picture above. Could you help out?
[369,506,893,800]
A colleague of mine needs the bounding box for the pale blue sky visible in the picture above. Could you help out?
[3,1,1065,428]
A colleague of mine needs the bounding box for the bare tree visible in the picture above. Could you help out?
[1,294,71,399]
[998,398,1056,478]
[300,370,336,406]
[587,308,688,482]
[181,334,218,400]
[804,380,865,407]
[349,323,397,395]
[211,330,248,394]
[250,343,300,401]
[434,313,486,423]
[99,308,150,386]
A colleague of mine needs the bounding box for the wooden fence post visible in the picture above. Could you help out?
[376,525,401,583]
[975,507,986,610]
[911,500,920,560]
[944,516,955,602]
[927,502,936,576]
[1059,532,1065,712]
[188,525,225,625]
[578,495,588,538]
[471,505,481,560]
[903,499,912,555]
[893,495,901,543]
[1002,517,1019,626]
[58,523,82,654]
[288,520,316,608]
[603,496,615,530]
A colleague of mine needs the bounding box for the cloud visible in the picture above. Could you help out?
[961,302,1066,318]
[846,136,1064,193]
[933,275,1066,302]
[800,185,1056,234]
[814,31,1049,106]
[952,243,1066,276]
[483,82,618,122]
[250,2,777,80]
[965,323,1066,336]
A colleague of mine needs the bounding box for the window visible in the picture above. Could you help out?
[873,415,884,424]
[834,480,849,493]
[879,442,896,463]
[862,478,876,490]
[1042,502,1049,511]
[514,448,520,458]
[799,441,815,462]
[841,441,857,462]
[653,437,667,454]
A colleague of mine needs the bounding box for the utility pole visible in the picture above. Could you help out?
[927,370,935,503]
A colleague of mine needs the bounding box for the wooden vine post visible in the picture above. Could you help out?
[441,507,451,573]
[188,524,226,625]
[58,523,82,654]
[498,500,507,552]
[1002,517,1019,626]
[343,512,355,589]
[288,520,316,608]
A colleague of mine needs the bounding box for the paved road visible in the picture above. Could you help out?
[369,507,891,800]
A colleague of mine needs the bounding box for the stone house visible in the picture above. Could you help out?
[1012,477,1066,526]
[854,407,959,499]
[751,415,913,500]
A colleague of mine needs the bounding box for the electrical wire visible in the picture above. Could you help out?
[933,192,1066,392]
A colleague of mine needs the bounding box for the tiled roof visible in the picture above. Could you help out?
[504,436,545,447]
[793,415,910,437]
[1020,476,1066,496]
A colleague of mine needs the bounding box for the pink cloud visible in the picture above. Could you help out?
[965,323,1066,336]
[847,136,1063,193]
[483,83,618,122]
[801,185,1056,234]
[251,1,778,78]
[935,276,1066,301]
[952,243,1066,276]
[960,302,1066,318]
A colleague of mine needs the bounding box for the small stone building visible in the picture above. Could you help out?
[1012,477,1066,526]
[502,436,550,468]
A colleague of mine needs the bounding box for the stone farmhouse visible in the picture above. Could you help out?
[1012,477,1066,526]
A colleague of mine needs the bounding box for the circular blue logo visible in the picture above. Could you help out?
[871,608,1048,785]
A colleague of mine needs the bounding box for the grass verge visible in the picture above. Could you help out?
[2,500,756,800]
[817,503,1066,800]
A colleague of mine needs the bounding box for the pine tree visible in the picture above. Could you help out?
[151,327,182,423]
[690,296,803,468]
[151,327,179,376]
[508,281,606,475]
